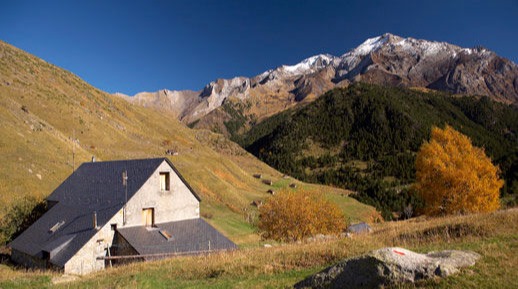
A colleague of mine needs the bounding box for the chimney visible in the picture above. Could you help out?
[93,211,98,229]
[92,156,96,162]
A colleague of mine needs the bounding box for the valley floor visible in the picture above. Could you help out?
[1,208,517,289]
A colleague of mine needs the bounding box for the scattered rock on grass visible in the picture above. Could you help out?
[262,179,273,186]
[250,200,263,207]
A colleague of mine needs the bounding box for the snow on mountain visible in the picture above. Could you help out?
[282,54,336,75]
[123,33,518,126]
[338,33,462,61]
[348,34,392,56]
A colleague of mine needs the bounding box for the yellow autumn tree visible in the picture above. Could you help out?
[415,125,503,215]
[258,189,346,242]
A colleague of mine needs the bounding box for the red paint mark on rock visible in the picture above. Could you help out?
[393,250,405,256]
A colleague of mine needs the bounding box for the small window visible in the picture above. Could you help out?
[159,172,170,191]
[142,208,155,227]
[111,224,117,231]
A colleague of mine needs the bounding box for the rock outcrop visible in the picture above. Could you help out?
[294,247,480,289]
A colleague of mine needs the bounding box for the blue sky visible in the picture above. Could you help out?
[1,0,517,95]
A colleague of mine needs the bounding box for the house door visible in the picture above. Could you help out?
[142,208,154,227]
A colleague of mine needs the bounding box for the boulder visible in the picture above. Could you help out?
[294,247,480,289]
[262,179,273,186]
[346,222,372,234]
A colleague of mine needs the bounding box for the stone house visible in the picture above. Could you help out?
[9,158,236,275]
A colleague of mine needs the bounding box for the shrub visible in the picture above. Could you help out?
[0,196,47,245]
[258,189,346,242]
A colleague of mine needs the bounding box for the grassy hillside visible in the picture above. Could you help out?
[0,40,377,245]
[241,84,518,218]
[1,208,516,288]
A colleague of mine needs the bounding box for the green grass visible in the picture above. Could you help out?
[271,178,292,189]
[326,192,381,223]
[50,268,314,289]
[206,207,260,245]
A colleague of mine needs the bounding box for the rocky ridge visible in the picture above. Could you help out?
[119,33,518,128]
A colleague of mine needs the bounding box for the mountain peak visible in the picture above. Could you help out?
[281,54,336,75]
[348,33,404,56]
[380,32,404,42]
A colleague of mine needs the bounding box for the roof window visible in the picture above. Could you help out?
[49,221,65,233]
[159,229,173,241]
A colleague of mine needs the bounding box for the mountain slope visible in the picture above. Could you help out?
[0,40,378,243]
[241,83,518,218]
[121,33,518,138]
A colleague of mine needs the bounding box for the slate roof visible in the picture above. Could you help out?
[117,218,237,258]
[9,158,200,267]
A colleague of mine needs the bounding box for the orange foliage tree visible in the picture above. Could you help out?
[258,189,346,242]
[415,125,503,215]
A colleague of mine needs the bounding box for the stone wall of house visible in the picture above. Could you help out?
[64,209,124,275]
[124,160,200,226]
